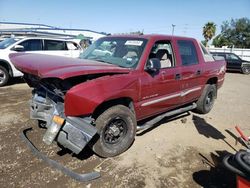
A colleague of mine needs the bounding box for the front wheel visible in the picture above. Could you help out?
[91,105,136,157]
[195,84,217,114]
[0,65,9,87]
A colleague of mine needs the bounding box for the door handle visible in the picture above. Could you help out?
[175,73,181,80]
[196,70,201,75]
[161,71,166,79]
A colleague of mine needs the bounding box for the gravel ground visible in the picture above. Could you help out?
[0,73,249,188]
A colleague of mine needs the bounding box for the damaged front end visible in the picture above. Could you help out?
[27,74,97,154]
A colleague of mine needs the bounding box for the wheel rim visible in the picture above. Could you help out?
[243,67,249,74]
[103,117,127,144]
[0,69,6,84]
[205,91,214,108]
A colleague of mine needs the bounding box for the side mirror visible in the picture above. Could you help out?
[146,58,161,72]
[13,45,24,52]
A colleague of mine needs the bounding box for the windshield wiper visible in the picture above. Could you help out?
[91,58,115,65]
[94,59,110,63]
[88,57,127,68]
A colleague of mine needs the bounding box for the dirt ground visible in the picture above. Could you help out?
[0,73,249,188]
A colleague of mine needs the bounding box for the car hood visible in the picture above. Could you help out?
[10,53,130,79]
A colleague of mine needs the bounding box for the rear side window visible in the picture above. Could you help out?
[178,40,198,66]
[44,40,66,50]
[19,39,42,51]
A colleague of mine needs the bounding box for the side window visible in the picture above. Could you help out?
[178,40,198,66]
[66,41,79,50]
[148,40,175,68]
[19,39,42,51]
[226,54,239,60]
[44,40,66,50]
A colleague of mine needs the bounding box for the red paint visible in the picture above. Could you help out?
[237,176,250,188]
[10,35,226,121]
[9,53,130,79]
[235,126,249,141]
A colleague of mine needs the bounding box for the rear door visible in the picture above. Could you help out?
[138,40,182,119]
[43,39,68,57]
[17,39,43,53]
[177,40,203,104]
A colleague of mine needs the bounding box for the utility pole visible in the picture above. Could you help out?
[172,24,176,35]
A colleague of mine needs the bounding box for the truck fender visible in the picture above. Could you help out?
[64,75,139,117]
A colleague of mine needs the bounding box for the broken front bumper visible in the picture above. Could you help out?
[30,93,97,154]
[21,127,100,181]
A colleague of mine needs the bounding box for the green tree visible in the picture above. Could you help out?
[212,18,250,48]
[203,22,216,46]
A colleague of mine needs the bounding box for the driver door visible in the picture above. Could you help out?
[138,40,182,120]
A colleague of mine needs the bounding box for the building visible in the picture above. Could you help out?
[0,21,107,41]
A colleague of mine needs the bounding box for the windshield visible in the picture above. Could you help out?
[0,38,21,49]
[80,37,147,68]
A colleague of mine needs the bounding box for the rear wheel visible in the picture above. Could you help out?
[195,84,216,114]
[0,65,9,87]
[91,105,136,157]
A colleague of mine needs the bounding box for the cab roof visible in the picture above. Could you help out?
[103,34,196,41]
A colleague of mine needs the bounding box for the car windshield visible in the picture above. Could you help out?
[0,38,21,49]
[80,37,147,68]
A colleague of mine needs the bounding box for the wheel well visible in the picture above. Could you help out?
[0,60,13,77]
[206,77,218,86]
[92,97,134,119]
[206,77,218,98]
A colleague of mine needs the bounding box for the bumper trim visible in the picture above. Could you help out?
[21,128,101,182]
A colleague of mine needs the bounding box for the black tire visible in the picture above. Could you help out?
[0,65,9,87]
[195,84,216,114]
[242,66,250,75]
[91,105,136,157]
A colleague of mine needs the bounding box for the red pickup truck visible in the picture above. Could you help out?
[11,35,226,157]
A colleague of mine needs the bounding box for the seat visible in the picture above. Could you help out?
[155,49,172,68]
[114,46,128,58]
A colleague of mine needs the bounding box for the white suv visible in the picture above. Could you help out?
[0,37,83,86]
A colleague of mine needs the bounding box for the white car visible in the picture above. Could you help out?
[0,37,83,86]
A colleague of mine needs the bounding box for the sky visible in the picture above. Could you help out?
[0,0,250,41]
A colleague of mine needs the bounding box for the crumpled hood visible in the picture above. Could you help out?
[10,53,130,79]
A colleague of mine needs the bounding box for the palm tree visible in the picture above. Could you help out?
[203,22,216,46]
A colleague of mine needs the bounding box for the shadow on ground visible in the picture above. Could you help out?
[193,150,236,188]
[192,115,238,187]
[225,129,249,149]
[193,115,225,139]
[193,115,237,152]
[57,146,95,161]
